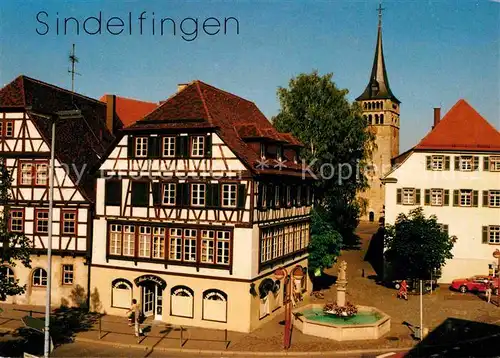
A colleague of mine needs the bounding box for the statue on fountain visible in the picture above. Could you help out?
[323,260,358,317]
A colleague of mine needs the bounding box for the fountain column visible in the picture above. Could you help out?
[336,261,348,307]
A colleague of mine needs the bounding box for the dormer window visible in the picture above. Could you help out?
[135,137,148,157]
[191,136,205,157]
[260,143,266,159]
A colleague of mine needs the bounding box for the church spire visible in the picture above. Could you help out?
[356,3,400,104]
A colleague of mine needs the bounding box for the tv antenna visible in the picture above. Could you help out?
[68,44,81,92]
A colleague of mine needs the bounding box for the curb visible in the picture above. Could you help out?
[74,336,411,356]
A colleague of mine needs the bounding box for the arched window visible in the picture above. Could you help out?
[111,278,133,308]
[171,285,194,318]
[375,114,379,125]
[368,114,372,123]
[32,268,47,287]
[1,266,14,283]
[363,103,367,109]
[367,102,372,110]
[202,289,227,322]
[380,114,384,124]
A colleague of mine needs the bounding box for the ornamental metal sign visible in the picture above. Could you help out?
[134,275,167,290]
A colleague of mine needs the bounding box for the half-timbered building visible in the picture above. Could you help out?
[0,75,156,306]
[90,81,315,332]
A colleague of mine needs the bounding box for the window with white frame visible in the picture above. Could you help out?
[183,229,197,262]
[138,226,151,258]
[272,233,278,259]
[222,184,237,208]
[277,227,283,256]
[169,228,182,260]
[490,156,500,172]
[152,227,165,259]
[62,264,74,285]
[460,156,472,171]
[431,156,443,171]
[122,225,135,256]
[201,230,215,263]
[0,120,14,138]
[489,190,500,207]
[431,189,443,206]
[162,136,176,157]
[135,137,148,157]
[460,189,472,207]
[191,184,206,206]
[402,188,415,205]
[191,136,205,157]
[216,231,230,265]
[261,230,272,263]
[35,210,49,233]
[61,210,77,235]
[488,226,500,244]
[10,210,24,232]
[32,268,47,287]
[1,266,14,283]
[20,163,33,185]
[35,163,48,185]
[109,224,122,255]
[162,183,176,206]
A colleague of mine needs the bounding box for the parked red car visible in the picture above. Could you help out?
[450,275,499,295]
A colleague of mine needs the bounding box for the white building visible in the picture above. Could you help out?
[90,81,315,332]
[383,99,500,283]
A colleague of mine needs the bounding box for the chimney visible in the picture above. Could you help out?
[177,83,188,92]
[106,94,116,134]
[433,107,441,129]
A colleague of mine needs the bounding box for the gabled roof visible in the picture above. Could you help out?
[99,95,158,127]
[415,99,500,152]
[0,75,118,201]
[356,11,400,104]
[127,80,308,176]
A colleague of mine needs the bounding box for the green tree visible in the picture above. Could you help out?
[384,207,456,281]
[307,207,342,276]
[272,71,374,245]
[0,162,31,301]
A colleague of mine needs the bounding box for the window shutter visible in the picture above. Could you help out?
[176,183,185,206]
[453,190,459,206]
[268,184,275,208]
[444,156,450,170]
[212,183,220,207]
[484,157,490,171]
[291,185,297,207]
[444,190,449,205]
[482,226,488,244]
[183,183,190,206]
[483,190,489,207]
[152,182,161,206]
[105,180,122,206]
[454,156,460,170]
[257,183,263,208]
[472,190,479,207]
[473,156,479,171]
[176,136,189,158]
[415,189,421,205]
[237,184,246,208]
[396,189,402,204]
[426,156,431,170]
[206,184,214,207]
[204,134,212,158]
[148,137,160,158]
[127,136,135,158]
[301,185,307,206]
[424,189,430,205]
[280,184,286,207]
[131,181,149,207]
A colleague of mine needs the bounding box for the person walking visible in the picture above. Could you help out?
[127,299,142,337]
[486,282,493,303]
[398,280,408,300]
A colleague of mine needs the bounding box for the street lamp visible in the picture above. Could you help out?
[493,249,500,307]
[26,108,82,358]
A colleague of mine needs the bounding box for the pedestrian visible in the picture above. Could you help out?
[486,282,493,303]
[126,299,142,337]
[398,280,408,300]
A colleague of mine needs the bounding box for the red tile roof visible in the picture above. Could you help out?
[99,95,157,127]
[415,99,500,152]
[128,80,308,176]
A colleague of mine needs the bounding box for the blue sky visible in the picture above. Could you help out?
[0,0,498,152]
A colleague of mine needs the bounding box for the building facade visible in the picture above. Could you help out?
[383,100,500,283]
[0,76,156,307]
[356,8,400,222]
[90,81,315,332]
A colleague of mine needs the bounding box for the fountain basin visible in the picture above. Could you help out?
[293,304,391,341]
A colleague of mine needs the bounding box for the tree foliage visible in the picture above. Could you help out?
[0,162,31,301]
[384,207,456,281]
[307,208,342,275]
[272,71,374,244]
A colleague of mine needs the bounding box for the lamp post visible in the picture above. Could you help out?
[26,108,82,358]
[493,249,500,307]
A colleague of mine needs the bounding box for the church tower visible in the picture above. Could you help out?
[356,4,400,222]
